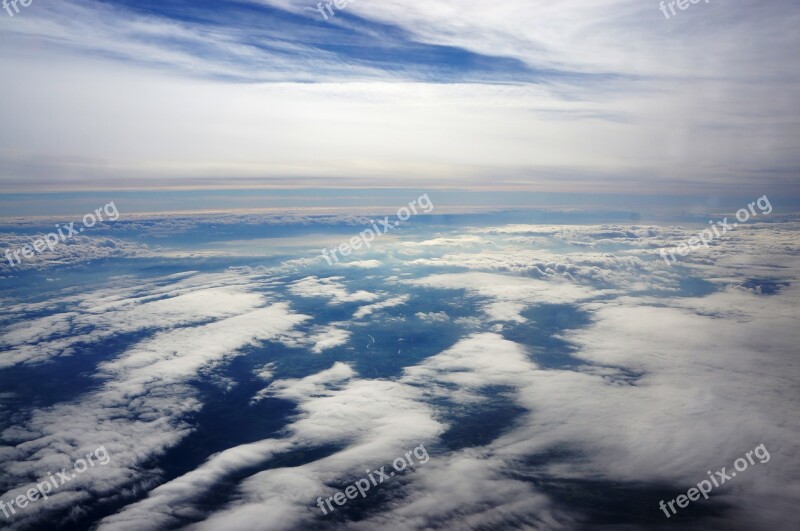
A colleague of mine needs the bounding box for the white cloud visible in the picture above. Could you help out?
[353,295,410,319]
[402,236,486,248]
[415,311,450,323]
[407,272,597,323]
[0,274,268,368]
[104,361,444,530]
[3,219,799,530]
[0,234,149,274]
[289,276,379,304]
[84,278,800,530]
[309,325,351,354]
[0,274,311,530]
[339,260,382,269]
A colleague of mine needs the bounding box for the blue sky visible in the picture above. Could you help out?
[0,0,798,207]
[94,0,544,82]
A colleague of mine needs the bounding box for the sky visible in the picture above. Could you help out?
[0,0,798,203]
[1,5,800,528]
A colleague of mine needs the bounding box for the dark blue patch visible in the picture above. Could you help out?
[741,278,790,295]
[500,304,593,369]
[86,0,608,84]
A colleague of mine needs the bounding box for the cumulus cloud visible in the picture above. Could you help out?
[402,236,487,248]
[0,273,267,368]
[415,311,450,323]
[353,295,410,319]
[0,233,149,275]
[3,217,799,531]
[310,327,351,354]
[289,276,379,305]
[127,227,800,530]
[407,272,597,323]
[338,260,382,269]
[102,361,444,530]
[140,333,578,530]
[0,273,311,530]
